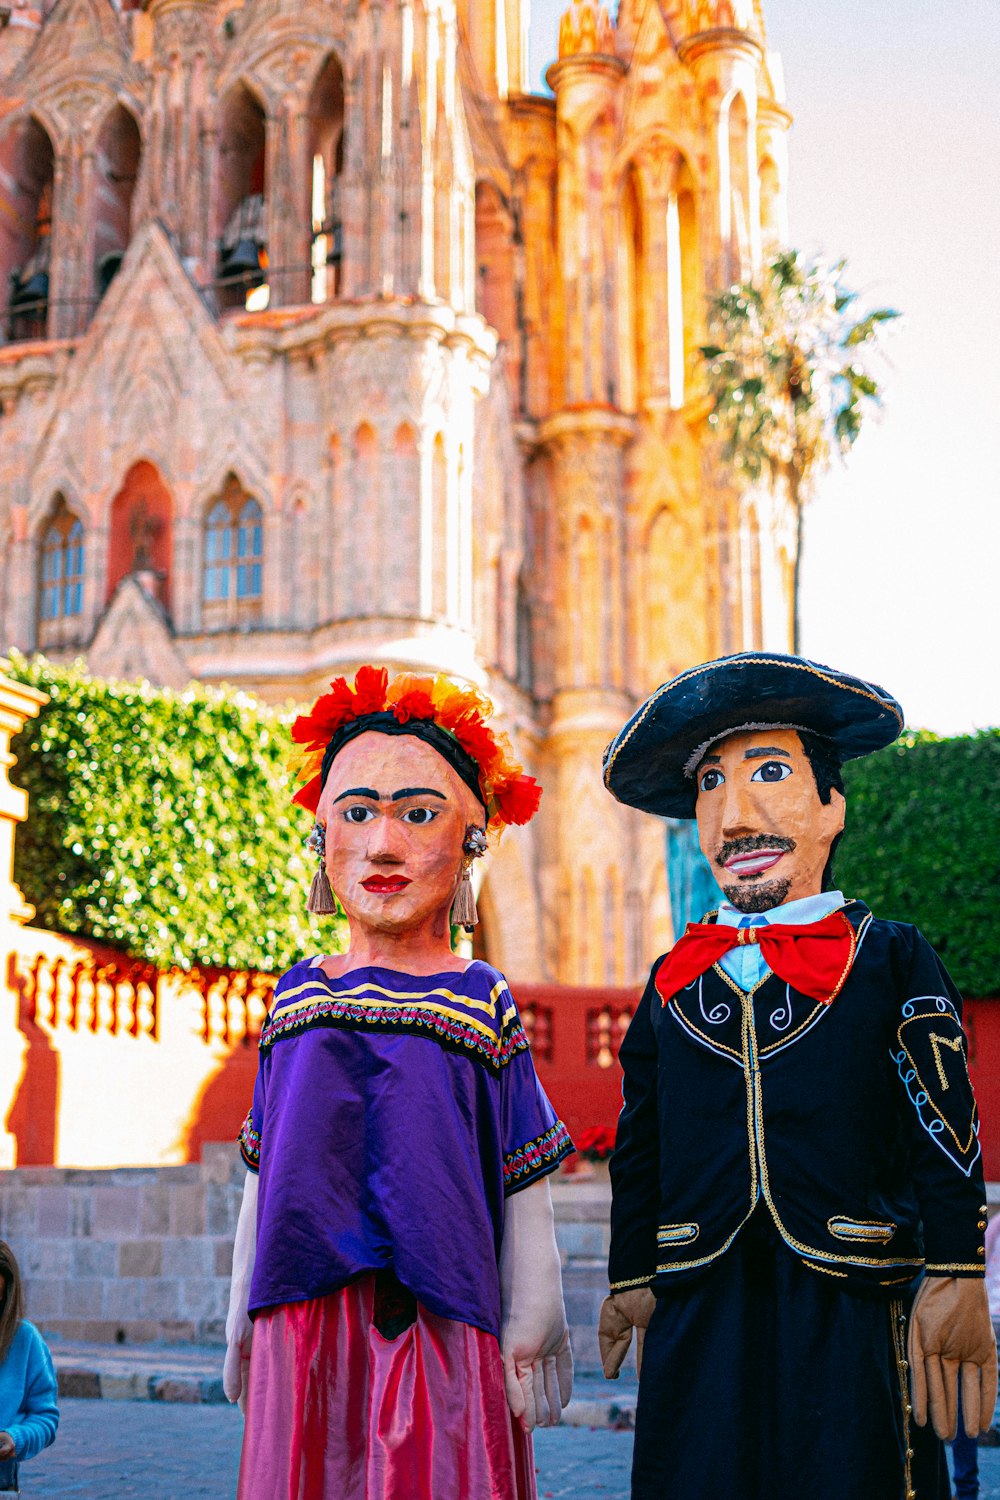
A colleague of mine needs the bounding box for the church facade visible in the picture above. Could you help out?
[0,0,793,985]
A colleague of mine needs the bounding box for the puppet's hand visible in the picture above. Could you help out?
[909,1276,998,1440]
[223,1170,258,1415]
[500,1178,574,1431]
[598,1288,656,1380]
[501,1320,574,1435]
[223,1306,253,1415]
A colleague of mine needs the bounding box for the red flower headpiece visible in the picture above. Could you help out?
[289,665,542,833]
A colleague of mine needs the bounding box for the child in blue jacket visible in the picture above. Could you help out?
[0,1241,58,1489]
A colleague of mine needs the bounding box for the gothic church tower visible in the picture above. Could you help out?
[0,0,792,985]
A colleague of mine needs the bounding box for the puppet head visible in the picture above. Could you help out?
[692,726,846,911]
[289,666,541,937]
[603,652,904,912]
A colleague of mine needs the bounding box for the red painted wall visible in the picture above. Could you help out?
[965,998,1000,1181]
[515,983,639,1151]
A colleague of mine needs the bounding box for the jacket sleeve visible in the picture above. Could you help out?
[891,930,988,1277]
[608,962,663,1293]
[7,1326,59,1461]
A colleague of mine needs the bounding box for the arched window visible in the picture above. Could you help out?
[237,497,263,599]
[37,499,85,645]
[202,476,264,625]
[204,500,233,602]
[618,168,643,412]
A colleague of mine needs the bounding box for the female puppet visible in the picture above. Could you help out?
[224,666,574,1500]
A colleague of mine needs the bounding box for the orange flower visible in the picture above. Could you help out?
[391,688,435,725]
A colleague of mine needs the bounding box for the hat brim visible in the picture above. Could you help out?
[603,653,904,819]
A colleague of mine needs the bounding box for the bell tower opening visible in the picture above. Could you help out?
[93,106,142,306]
[216,84,268,312]
[307,53,345,305]
[0,116,55,342]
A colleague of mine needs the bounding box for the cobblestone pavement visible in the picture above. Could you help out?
[17,1398,1000,1498]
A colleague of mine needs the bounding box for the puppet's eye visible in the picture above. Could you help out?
[750,761,792,783]
[699,768,724,792]
[344,805,375,823]
[401,807,438,825]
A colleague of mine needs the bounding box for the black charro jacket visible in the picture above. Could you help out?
[608,901,988,1296]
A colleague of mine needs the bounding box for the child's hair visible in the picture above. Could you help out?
[0,1241,24,1365]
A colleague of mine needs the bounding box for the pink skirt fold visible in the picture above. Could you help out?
[237,1276,537,1500]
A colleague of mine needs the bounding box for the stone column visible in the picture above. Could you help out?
[538,407,643,985]
[144,0,216,260]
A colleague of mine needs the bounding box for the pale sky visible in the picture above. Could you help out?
[529,0,1000,734]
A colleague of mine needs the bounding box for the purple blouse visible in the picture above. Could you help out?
[238,958,573,1339]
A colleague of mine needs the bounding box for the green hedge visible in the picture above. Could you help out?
[7,657,998,994]
[7,654,346,972]
[836,729,1000,996]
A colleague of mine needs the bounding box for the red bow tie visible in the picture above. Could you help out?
[655,910,857,1008]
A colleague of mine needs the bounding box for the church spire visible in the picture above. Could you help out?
[557,0,616,59]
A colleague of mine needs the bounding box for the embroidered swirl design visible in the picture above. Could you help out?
[696,975,731,1026]
[769,984,793,1033]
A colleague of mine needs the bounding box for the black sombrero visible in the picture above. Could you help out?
[603,652,904,819]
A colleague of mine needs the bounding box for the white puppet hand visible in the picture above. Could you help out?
[223,1169,258,1415]
[499,1176,573,1432]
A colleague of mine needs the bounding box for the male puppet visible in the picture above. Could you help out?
[598,653,997,1500]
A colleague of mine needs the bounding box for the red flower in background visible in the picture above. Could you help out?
[576,1125,616,1161]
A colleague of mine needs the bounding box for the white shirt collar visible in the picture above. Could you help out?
[716,890,846,929]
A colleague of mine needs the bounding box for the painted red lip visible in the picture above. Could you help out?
[361,876,411,893]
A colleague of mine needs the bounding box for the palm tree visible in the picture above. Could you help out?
[699,250,898,651]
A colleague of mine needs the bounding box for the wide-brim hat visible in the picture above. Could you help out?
[603,652,904,819]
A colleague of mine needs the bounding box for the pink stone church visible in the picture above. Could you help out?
[0,0,794,988]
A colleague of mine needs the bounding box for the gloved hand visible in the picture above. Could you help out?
[598,1288,656,1379]
[909,1275,998,1440]
[223,1170,258,1415]
[499,1177,574,1431]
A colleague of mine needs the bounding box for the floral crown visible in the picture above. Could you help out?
[289,665,542,832]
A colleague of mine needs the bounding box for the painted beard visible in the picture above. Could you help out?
[717,833,795,915]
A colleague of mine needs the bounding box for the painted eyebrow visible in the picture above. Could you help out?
[331,786,448,804]
[742,747,792,760]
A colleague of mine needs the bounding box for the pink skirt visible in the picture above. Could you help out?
[237,1276,537,1500]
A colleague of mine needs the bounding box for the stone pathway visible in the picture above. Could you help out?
[16,1395,1000,1498]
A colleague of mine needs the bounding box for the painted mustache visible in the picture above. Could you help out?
[717,833,796,880]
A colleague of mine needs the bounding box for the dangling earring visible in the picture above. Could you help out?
[451,826,487,932]
[305,822,338,915]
